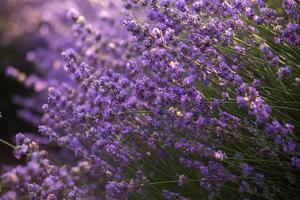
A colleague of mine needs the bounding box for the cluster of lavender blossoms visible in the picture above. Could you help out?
[1,0,300,199]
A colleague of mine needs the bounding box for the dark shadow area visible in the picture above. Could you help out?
[0,34,44,165]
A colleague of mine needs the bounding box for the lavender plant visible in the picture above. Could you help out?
[1,0,300,199]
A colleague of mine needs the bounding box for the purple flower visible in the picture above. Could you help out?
[1,0,300,199]
[196,116,205,127]
[177,174,187,187]
[214,150,226,161]
[175,0,187,12]
[282,0,296,15]
[277,66,291,79]
[162,189,188,200]
[239,181,252,193]
[291,157,300,170]
[241,163,253,176]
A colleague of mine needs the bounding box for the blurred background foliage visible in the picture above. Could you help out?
[0,0,43,165]
[0,0,113,165]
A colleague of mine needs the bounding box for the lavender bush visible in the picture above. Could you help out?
[0,0,299,199]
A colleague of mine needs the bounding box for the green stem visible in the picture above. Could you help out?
[0,138,15,149]
[149,179,201,185]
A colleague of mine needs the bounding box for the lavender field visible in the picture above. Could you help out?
[0,0,299,199]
